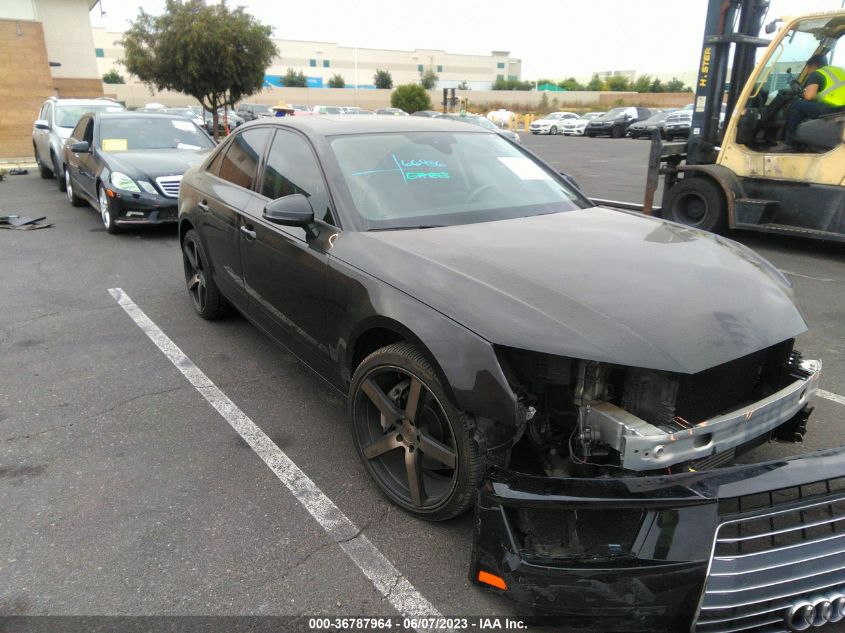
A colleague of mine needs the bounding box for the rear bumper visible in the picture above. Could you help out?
[470,443,845,632]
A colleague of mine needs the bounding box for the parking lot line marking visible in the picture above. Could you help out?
[108,288,443,627]
[819,390,845,407]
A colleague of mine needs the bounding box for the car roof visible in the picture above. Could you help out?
[240,114,489,136]
[89,112,190,121]
[49,98,122,106]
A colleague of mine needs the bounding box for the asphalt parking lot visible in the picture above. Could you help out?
[2,134,845,629]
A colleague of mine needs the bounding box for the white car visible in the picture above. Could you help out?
[561,112,605,136]
[529,111,579,135]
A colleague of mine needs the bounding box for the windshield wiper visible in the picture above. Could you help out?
[369,225,445,231]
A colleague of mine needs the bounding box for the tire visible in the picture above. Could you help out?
[35,147,52,179]
[586,132,595,138]
[182,229,231,319]
[662,176,726,233]
[349,342,483,521]
[98,184,121,234]
[550,126,558,135]
[65,167,85,207]
[611,125,622,139]
[54,153,67,191]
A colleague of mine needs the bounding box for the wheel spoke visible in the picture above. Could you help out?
[187,273,201,290]
[198,281,206,310]
[361,378,403,422]
[404,378,426,424]
[405,449,426,506]
[417,432,457,468]
[361,431,402,460]
[183,242,198,270]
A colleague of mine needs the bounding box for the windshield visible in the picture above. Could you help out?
[98,117,214,151]
[56,104,123,128]
[644,112,671,123]
[597,107,626,120]
[331,131,588,230]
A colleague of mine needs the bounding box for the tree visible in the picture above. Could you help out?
[606,75,631,92]
[391,84,432,114]
[282,68,307,87]
[456,80,470,90]
[558,77,584,91]
[492,78,535,91]
[374,69,393,89]
[102,69,125,84]
[121,0,277,140]
[328,73,345,88]
[665,77,689,92]
[419,69,438,90]
[633,74,652,93]
[586,74,606,91]
[538,91,550,112]
[650,77,664,93]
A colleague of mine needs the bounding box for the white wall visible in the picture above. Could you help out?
[36,0,99,79]
[0,0,38,20]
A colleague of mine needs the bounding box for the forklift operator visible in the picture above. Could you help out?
[784,54,845,148]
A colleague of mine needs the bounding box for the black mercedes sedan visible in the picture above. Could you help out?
[177,116,835,627]
[63,112,214,234]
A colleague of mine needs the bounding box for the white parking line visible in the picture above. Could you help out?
[819,390,845,407]
[108,288,442,628]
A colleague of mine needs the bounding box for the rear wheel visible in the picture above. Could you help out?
[349,343,483,521]
[65,168,84,207]
[182,229,231,319]
[662,176,726,233]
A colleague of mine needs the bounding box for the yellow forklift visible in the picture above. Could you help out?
[621,2,845,241]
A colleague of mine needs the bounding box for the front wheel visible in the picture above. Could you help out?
[349,343,483,521]
[99,185,121,234]
[550,126,558,135]
[35,148,52,179]
[662,176,726,233]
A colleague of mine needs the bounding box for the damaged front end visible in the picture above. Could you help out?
[469,342,834,630]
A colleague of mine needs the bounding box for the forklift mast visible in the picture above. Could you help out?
[687,0,771,165]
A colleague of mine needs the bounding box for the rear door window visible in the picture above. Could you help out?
[218,127,272,189]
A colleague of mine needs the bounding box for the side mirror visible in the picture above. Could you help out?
[34,119,50,130]
[263,193,318,237]
[69,141,90,153]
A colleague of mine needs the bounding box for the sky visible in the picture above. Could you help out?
[89,0,844,79]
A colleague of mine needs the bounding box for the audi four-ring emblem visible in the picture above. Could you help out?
[785,592,845,630]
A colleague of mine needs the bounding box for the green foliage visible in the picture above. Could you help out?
[282,68,307,87]
[420,69,438,90]
[327,73,345,88]
[374,69,393,89]
[456,80,469,90]
[390,84,432,113]
[665,77,690,92]
[586,74,606,91]
[492,78,535,91]
[632,74,652,93]
[538,92,550,110]
[558,77,584,91]
[605,75,631,91]
[102,69,125,84]
[650,77,664,93]
[120,0,277,139]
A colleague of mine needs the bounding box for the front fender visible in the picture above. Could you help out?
[326,255,518,428]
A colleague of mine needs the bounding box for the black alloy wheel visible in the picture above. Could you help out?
[349,343,483,521]
[662,176,726,233]
[182,229,230,319]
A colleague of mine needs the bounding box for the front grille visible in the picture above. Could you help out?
[155,175,182,198]
[694,484,845,632]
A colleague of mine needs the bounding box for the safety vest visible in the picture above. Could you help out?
[817,65,845,107]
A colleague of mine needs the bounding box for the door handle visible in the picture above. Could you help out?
[197,200,210,212]
[240,225,257,240]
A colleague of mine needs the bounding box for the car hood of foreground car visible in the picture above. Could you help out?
[104,149,211,179]
[332,208,806,374]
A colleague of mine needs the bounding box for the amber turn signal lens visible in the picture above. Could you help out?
[477,570,508,590]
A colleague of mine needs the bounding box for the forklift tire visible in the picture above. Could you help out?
[662,176,726,233]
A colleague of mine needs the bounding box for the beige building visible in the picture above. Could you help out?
[92,28,522,91]
[1,0,102,158]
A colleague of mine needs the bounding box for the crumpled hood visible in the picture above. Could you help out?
[104,149,210,180]
[332,208,807,374]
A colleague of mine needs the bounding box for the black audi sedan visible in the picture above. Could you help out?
[62,112,214,233]
[177,116,832,628]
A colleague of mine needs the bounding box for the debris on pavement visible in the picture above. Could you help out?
[7,168,29,175]
[0,214,52,230]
